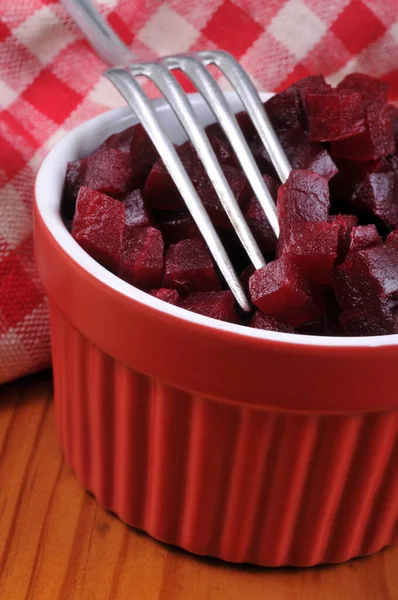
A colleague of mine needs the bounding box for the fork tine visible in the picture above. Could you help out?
[198,50,291,184]
[130,61,266,271]
[105,66,251,312]
[163,54,279,238]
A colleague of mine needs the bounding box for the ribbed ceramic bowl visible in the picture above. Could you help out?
[34,92,398,567]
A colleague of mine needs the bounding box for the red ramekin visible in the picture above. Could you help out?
[34,94,398,567]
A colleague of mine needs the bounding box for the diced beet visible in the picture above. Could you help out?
[280,222,340,284]
[264,91,301,133]
[351,170,398,228]
[303,90,365,142]
[216,228,250,273]
[61,158,87,219]
[158,213,199,245]
[72,186,125,272]
[337,73,388,104]
[249,256,323,327]
[389,105,398,146]
[322,289,343,336]
[102,126,135,154]
[329,158,378,208]
[163,237,221,293]
[358,244,398,300]
[207,131,237,166]
[386,229,398,250]
[294,75,333,126]
[348,225,382,254]
[121,189,151,231]
[245,175,278,253]
[149,288,181,305]
[239,265,255,295]
[143,159,183,211]
[331,102,395,162]
[119,226,164,289]
[235,111,256,140]
[249,312,294,333]
[205,122,228,144]
[235,111,275,176]
[144,142,248,226]
[246,137,275,177]
[104,124,158,187]
[339,301,398,336]
[84,147,133,196]
[328,214,358,262]
[278,127,338,181]
[194,164,249,229]
[331,244,398,311]
[295,320,325,335]
[143,142,198,210]
[181,291,238,323]
[293,74,331,93]
[277,169,330,225]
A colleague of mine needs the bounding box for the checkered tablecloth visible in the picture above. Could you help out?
[1,0,398,385]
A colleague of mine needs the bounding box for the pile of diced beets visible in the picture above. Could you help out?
[63,73,398,336]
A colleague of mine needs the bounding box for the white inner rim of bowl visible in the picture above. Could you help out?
[35,91,398,348]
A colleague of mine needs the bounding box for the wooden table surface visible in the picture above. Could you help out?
[0,372,397,600]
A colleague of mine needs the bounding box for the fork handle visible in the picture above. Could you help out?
[61,0,135,65]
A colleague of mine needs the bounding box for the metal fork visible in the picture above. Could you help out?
[62,0,292,311]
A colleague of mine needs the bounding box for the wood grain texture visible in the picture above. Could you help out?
[0,372,397,600]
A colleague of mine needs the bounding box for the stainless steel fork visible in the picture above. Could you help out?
[62,0,292,311]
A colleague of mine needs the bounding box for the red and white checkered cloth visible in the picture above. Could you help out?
[1,0,398,385]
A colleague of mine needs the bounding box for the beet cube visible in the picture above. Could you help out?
[293,74,331,93]
[249,256,322,327]
[278,169,330,225]
[322,289,343,336]
[329,158,377,208]
[386,229,398,250]
[144,160,182,211]
[278,127,338,181]
[144,142,199,210]
[280,222,340,284]
[351,170,398,228]
[239,264,255,295]
[331,102,395,162]
[104,124,158,187]
[72,186,125,272]
[337,73,388,104]
[163,237,221,293]
[62,158,87,220]
[264,90,301,133]
[181,291,238,323]
[388,105,398,146]
[234,111,276,176]
[84,147,133,197]
[245,175,278,253]
[249,312,294,333]
[119,226,164,289]
[150,288,181,305]
[331,244,398,310]
[339,301,398,336]
[158,213,199,245]
[207,131,237,166]
[194,164,249,229]
[328,214,358,262]
[348,225,382,254]
[144,143,248,226]
[294,75,333,126]
[121,189,151,231]
[205,122,228,144]
[303,90,365,142]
